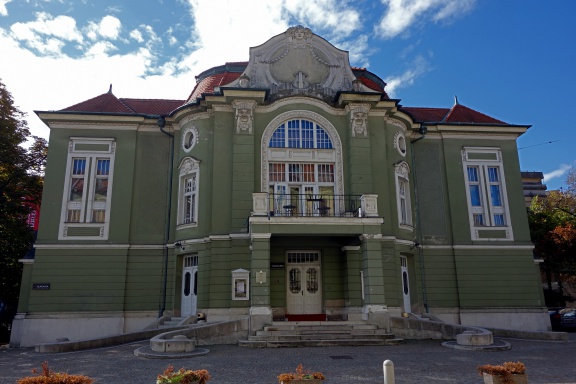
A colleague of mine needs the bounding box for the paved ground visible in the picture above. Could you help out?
[1,334,575,384]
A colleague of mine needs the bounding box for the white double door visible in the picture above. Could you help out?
[181,255,198,317]
[286,253,322,314]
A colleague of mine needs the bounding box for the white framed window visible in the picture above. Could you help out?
[177,157,200,227]
[59,138,115,240]
[266,118,339,216]
[462,147,512,240]
[394,162,412,229]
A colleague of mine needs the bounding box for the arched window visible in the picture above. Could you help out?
[269,119,333,149]
[263,114,342,217]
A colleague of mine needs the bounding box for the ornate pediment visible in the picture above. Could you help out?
[223,26,377,101]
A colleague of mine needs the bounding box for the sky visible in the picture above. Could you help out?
[0,0,574,190]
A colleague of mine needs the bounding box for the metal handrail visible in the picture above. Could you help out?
[267,193,361,218]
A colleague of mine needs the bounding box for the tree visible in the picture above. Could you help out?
[529,188,576,306]
[567,166,576,195]
[0,79,47,342]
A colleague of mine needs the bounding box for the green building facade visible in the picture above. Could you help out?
[11,27,548,347]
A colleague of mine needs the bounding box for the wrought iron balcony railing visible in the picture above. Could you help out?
[265,193,363,218]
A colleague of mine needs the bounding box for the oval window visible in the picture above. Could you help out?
[397,135,406,156]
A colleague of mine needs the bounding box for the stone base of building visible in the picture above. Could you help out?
[429,307,551,332]
[10,311,158,348]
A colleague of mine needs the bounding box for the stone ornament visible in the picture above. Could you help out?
[178,156,200,176]
[395,161,410,178]
[225,26,376,100]
[232,100,257,134]
[348,105,370,138]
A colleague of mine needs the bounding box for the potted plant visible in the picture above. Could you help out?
[477,361,527,384]
[277,364,326,383]
[17,361,94,384]
[157,365,210,384]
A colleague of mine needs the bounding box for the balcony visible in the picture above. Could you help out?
[252,193,379,218]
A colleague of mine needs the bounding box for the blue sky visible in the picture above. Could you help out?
[1,0,574,190]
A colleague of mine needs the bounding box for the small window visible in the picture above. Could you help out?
[394,132,407,156]
[182,126,198,152]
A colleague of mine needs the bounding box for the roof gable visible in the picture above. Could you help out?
[61,92,134,114]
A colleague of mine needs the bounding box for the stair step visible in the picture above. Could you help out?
[239,338,403,348]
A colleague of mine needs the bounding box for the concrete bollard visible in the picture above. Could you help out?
[383,360,395,384]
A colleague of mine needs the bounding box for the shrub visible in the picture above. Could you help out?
[277,364,325,383]
[17,361,94,384]
[477,361,526,384]
[156,365,210,384]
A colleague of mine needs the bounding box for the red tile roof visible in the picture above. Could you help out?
[186,71,243,103]
[56,67,509,127]
[59,91,184,115]
[401,104,508,125]
[61,92,134,114]
[444,104,506,124]
[121,98,185,115]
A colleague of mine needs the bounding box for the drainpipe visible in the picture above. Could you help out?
[410,125,429,313]
[157,116,174,317]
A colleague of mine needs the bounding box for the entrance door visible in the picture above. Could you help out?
[181,255,198,317]
[286,252,322,314]
[400,256,411,313]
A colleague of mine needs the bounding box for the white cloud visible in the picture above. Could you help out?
[544,164,572,183]
[0,0,11,16]
[283,0,361,38]
[84,15,121,41]
[384,55,430,96]
[84,41,117,57]
[129,29,143,43]
[10,12,83,47]
[0,0,467,142]
[376,0,476,38]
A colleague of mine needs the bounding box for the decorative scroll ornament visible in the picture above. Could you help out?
[232,100,257,134]
[178,156,200,176]
[395,161,410,178]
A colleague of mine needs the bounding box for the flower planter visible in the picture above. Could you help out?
[482,373,527,384]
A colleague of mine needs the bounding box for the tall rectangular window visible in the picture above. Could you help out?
[178,157,200,228]
[395,163,412,229]
[462,148,512,240]
[183,174,197,224]
[60,138,115,240]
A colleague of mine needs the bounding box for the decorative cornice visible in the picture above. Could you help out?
[178,111,213,128]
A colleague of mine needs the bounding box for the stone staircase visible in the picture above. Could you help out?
[239,321,403,348]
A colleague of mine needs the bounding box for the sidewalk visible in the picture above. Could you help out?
[1,335,575,383]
